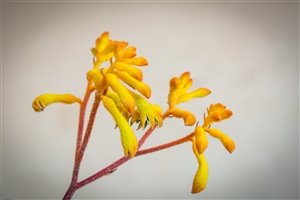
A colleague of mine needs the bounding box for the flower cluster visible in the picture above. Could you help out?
[31,31,235,198]
[191,103,235,193]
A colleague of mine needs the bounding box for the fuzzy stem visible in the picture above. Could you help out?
[75,131,194,191]
[63,90,100,200]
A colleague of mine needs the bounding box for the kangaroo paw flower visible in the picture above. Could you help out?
[32,94,82,112]
[101,95,138,158]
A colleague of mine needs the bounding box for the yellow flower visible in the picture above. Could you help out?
[194,126,208,155]
[91,32,119,68]
[129,91,163,130]
[203,103,233,128]
[101,95,138,158]
[168,72,211,109]
[32,94,82,112]
[199,103,235,154]
[205,128,235,154]
[171,108,196,126]
[191,139,209,194]
[105,73,136,114]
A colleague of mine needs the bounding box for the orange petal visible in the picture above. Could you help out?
[221,110,233,120]
[120,57,148,66]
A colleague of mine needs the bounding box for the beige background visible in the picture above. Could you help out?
[2,1,299,199]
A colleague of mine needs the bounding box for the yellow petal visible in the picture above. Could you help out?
[111,70,151,98]
[116,46,137,59]
[120,57,148,66]
[112,61,143,81]
[179,88,211,103]
[191,139,209,194]
[194,126,208,155]
[181,79,193,94]
[86,69,104,92]
[32,94,82,112]
[95,32,110,52]
[106,90,130,117]
[179,72,190,85]
[171,108,196,126]
[101,95,138,158]
[105,73,136,114]
[130,91,163,129]
[205,128,235,153]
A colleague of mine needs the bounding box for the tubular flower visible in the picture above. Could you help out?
[101,95,138,158]
[203,103,233,128]
[32,94,82,112]
[171,108,196,126]
[197,103,235,154]
[129,91,163,130]
[205,128,235,154]
[194,126,208,155]
[168,72,211,109]
[191,138,209,194]
[91,32,120,68]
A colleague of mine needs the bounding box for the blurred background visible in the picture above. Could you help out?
[2,1,299,199]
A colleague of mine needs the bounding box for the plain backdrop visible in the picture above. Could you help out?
[2,1,299,199]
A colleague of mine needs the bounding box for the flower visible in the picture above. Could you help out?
[32,94,82,112]
[129,91,163,130]
[191,138,209,194]
[101,95,138,158]
[168,72,211,109]
[170,108,196,126]
[203,103,233,128]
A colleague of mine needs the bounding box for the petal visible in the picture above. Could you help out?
[208,103,226,115]
[101,95,138,158]
[221,110,233,120]
[130,91,163,129]
[116,46,137,59]
[179,88,211,103]
[171,108,196,126]
[111,70,151,98]
[120,57,148,66]
[194,126,208,155]
[105,73,136,114]
[106,90,130,117]
[179,72,190,85]
[205,128,235,153]
[191,140,209,194]
[112,61,143,81]
[32,94,82,112]
[95,32,110,52]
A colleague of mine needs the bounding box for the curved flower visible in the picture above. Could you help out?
[129,91,163,130]
[32,93,82,112]
[171,108,196,126]
[205,128,235,153]
[101,95,138,158]
[191,139,209,194]
[194,126,208,155]
[168,72,211,109]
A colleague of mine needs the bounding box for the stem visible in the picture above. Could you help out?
[63,88,100,200]
[75,132,194,191]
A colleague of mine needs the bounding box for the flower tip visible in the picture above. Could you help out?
[225,140,236,154]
